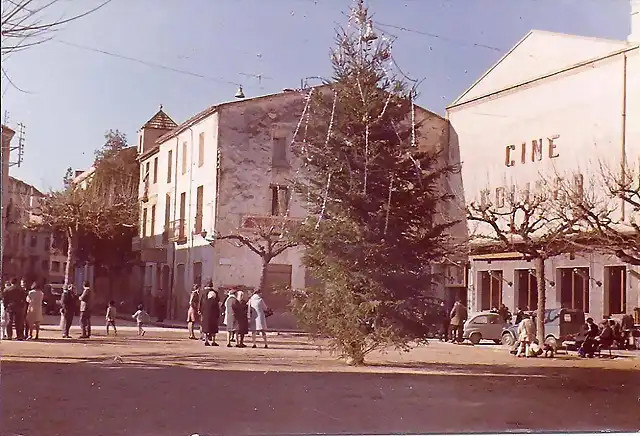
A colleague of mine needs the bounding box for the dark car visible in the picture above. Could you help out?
[501,308,585,349]
[43,284,64,315]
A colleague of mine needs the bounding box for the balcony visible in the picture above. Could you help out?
[241,215,301,234]
[167,219,187,244]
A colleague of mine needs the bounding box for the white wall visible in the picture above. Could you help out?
[449,48,640,235]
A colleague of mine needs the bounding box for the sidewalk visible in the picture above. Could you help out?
[115,315,307,334]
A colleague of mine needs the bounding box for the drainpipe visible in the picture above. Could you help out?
[186,127,195,286]
[620,53,628,222]
[169,137,179,319]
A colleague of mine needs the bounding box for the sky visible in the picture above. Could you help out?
[1,0,632,192]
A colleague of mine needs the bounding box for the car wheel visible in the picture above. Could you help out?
[501,332,515,347]
[545,335,558,350]
[469,332,482,345]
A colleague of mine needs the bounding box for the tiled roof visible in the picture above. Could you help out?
[141,106,178,130]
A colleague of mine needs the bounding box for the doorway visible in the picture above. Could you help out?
[515,269,538,311]
[604,266,626,315]
[478,270,502,311]
[263,264,292,313]
[558,267,589,313]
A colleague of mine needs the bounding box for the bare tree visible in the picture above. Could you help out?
[466,178,586,346]
[215,220,299,292]
[1,0,112,55]
[562,163,640,265]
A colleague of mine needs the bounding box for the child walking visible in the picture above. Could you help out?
[132,304,149,336]
[105,300,117,336]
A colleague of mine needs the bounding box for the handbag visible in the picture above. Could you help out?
[264,308,274,318]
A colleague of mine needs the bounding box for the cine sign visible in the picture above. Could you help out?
[505,135,560,167]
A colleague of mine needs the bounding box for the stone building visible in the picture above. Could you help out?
[134,89,452,322]
[2,176,67,284]
[448,2,640,322]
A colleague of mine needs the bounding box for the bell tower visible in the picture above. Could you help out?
[138,105,178,155]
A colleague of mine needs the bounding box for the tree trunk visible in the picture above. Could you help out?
[535,256,546,344]
[259,258,269,292]
[63,227,75,288]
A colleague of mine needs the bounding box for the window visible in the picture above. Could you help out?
[479,270,503,310]
[605,266,626,315]
[167,150,173,183]
[142,207,148,237]
[179,192,186,240]
[272,136,288,167]
[270,185,290,216]
[488,314,501,324]
[182,141,188,175]
[164,194,171,242]
[473,315,488,324]
[44,236,50,251]
[145,162,150,179]
[63,262,67,273]
[150,205,156,236]
[193,261,203,288]
[198,133,205,167]
[195,185,204,234]
[516,269,538,311]
[51,261,60,273]
[30,235,37,248]
[559,267,590,313]
[41,260,49,272]
[153,157,158,184]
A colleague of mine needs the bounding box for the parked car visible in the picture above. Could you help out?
[43,284,64,315]
[501,308,585,349]
[463,311,511,345]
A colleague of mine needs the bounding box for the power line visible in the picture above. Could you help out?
[54,39,246,87]
[376,22,505,53]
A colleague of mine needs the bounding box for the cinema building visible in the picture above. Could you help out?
[447,12,640,322]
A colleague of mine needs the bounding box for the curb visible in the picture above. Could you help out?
[115,315,307,335]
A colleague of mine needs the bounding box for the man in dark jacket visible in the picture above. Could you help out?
[79,281,92,338]
[438,301,450,342]
[4,277,26,340]
[60,285,77,338]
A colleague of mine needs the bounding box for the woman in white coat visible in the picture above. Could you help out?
[248,289,269,348]
[223,290,237,347]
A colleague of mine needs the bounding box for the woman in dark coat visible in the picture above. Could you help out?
[200,284,220,347]
[232,290,249,348]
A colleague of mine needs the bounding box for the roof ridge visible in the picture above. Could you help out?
[141,107,178,130]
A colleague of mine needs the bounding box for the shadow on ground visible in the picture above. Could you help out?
[2,359,638,436]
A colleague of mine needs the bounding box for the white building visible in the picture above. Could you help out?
[448,4,640,322]
[135,90,451,323]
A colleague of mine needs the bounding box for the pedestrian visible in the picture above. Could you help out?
[20,278,29,339]
[132,304,149,336]
[516,313,536,357]
[449,299,468,344]
[0,282,8,340]
[223,289,238,346]
[4,277,26,340]
[26,282,44,340]
[60,285,77,338]
[438,301,449,342]
[515,307,525,325]
[200,281,220,346]
[106,300,117,336]
[498,303,512,324]
[232,290,249,348]
[79,281,92,338]
[248,289,270,349]
[187,284,201,340]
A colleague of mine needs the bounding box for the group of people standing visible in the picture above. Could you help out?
[1,277,44,340]
[187,282,271,348]
[438,299,469,343]
[58,282,93,338]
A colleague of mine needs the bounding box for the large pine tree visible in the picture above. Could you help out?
[289,1,459,365]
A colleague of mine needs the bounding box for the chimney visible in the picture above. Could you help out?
[630,0,640,42]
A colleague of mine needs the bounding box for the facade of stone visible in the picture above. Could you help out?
[134,89,453,322]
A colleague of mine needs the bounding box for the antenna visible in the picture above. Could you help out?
[10,122,25,167]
